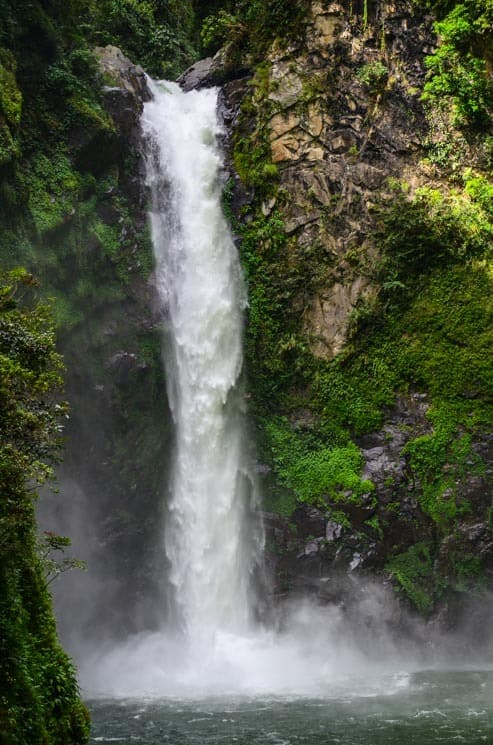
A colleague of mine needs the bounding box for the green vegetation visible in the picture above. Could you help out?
[0,0,157,334]
[0,269,89,743]
[88,0,196,78]
[386,544,434,612]
[377,180,492,274]
[0,51,22,165]
[266,420,374,505]
[314,189,492,530]
[0,2,172,739]
[37,532,86,586]
[197,0,310,61]
[356,61,389,95]
[421,1,493,127]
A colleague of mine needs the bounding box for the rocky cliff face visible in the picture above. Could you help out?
[227,0,438,356]
[36,46,172,642]
[263,1,432,358]
[205,0,493,629]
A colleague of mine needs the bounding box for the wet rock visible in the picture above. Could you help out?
[261,510,290,540]
[349,552,362,571]
[95,45,151,103]
[85,46,150,199]
[326,521,343,541]
[246,3,434,359]
[305,278,374,359]
[301,537,326,557]
[178,57,216,91]
[292,505,326,539]
[269,62,304,108]
[219,77,251,127]
[178,51,250,91]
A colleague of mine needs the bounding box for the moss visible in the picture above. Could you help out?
[364,515,383,539]
[20,151,82,235]
[0,51,22,165]
[404,406,485,530]
[233,131,278,192]
[265,419,374,507]
[386,543,435,612]
[451,552,485,593]
[261,482,297,517]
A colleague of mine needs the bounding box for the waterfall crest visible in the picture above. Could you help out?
[142,80,262,639]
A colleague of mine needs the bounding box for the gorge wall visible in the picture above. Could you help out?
[202,0,493,632]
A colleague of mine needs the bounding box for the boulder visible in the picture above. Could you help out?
[94,45,151,103]
[177,57,216,91]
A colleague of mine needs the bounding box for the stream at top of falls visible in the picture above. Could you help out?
[79,81,493,742]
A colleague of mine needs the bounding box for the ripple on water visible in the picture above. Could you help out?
[88,669,493,745]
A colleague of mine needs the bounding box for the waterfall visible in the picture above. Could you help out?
[142,80,262,639]
[80,80,407,698]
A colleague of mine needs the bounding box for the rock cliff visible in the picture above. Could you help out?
[209,0,493,629]
[31,46,171,641]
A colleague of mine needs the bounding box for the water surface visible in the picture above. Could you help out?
[89,669,493,744]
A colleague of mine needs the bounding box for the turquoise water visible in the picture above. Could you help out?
[89,670,493,744]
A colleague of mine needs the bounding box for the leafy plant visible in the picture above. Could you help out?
[37,532,86,585]
[356,60,389,94]
[266,419,374,505]
[0,269,89,743]
[386,544,434,611]
[422,1,493,127]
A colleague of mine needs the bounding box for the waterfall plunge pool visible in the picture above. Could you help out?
[88,669,493,743]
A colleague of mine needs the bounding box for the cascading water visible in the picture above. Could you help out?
[80,80,426,698]
[142,80,262,638]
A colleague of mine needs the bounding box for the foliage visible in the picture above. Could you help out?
[201,10,242,55]
[450,551,485,592]
[404,426,479,529]
[197,0,310,58]
[0,269,89,743]
[386,544,434,611]
[88,0,196,79]
[376,182,493,276]
[0,0,131,335]
[356,61,389,94]
[37,532,86,585]
[422,1,493,127]
[265,419,374,506]
[0,269,65,486]
[0,51,22,165]
[19,152,83,235]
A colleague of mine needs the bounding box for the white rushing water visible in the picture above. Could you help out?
[143,80,262,638]
[79,81,432,698]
